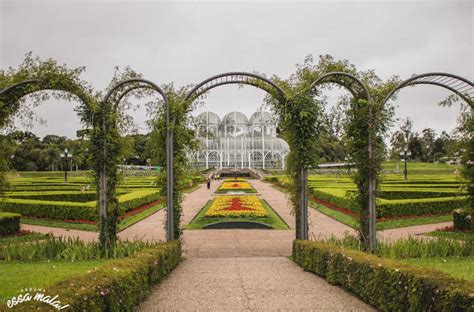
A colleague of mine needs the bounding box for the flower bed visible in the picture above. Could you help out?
[215,180,257,194]
[205,195,267,218]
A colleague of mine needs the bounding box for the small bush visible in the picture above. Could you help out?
[293,240,474,311]
[21,241,181,311]
[0,212,21,235]
[453,208,473,231]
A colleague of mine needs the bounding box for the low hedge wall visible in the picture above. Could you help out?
[118,190,160,212]
[0,212,21,235]
[377,196,469,218]
[293,240,474,311]
[20,240,182,311]
[0,198,97,221]
[0,190,161,221]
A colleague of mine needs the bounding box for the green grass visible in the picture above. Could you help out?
[21,218,98,231]
[426,230,474,241]
[309,201,360,229]
[0,260,107,303]
[401,257,474,281]
[376,214,452,230]
[186,198,289,230]
[117,203,164,231]
[0,232,48,246]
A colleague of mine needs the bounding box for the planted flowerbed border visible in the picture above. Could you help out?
[186,195,289,230]
[214,179,257,194]
[293,240,474,311]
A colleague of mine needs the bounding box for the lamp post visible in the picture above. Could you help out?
[399,148,412,180]
[60,148,73,183]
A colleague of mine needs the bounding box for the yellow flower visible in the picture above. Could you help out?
[205,195,267,218]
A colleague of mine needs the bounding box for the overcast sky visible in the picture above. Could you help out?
[1,0,472,139]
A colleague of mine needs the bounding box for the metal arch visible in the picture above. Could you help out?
[305,71,375,252]
[384,72,473,107]
[101,78,175,242]
[0,79,40,95]
[185,72,287,102]
[306,71,371,101]
[0,79,93,109]
[103,78,169,110]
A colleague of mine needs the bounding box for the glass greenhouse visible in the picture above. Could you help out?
[188,111,290,170]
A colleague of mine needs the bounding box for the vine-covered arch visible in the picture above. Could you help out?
[384,72,474,213]
[185,72,287,102]
[384,72,473,107]
[305,71,376,252]
[0,78,97,127]
[101,78,175,241]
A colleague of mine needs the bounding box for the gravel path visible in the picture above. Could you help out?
[137,257,375,312]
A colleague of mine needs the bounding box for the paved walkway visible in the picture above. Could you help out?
[138,257,375,311]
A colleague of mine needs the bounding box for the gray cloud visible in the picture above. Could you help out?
[1,0,472,138]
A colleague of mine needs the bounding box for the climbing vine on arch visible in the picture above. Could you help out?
[0,53,98,194]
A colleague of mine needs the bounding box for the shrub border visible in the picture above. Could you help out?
[19,240,181,311]
[293,240,474,311]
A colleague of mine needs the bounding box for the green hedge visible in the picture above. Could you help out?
[21,240,182,311]
[117,190,160,212]
[293,240,474,311]
[0,212,21,235]
[6,191,98,202]
[378,196,469,218]
[378,190,460,200]
[0,190,160,221]
[0,198,97,221]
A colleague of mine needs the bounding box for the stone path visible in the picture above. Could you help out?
[138,257,375,311]
[138,180,374,311]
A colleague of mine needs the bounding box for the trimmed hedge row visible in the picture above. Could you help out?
[18,240,182,311]
[378,190,460,200]
[6,191,99,202]
[378,196,469,218]
[118,190,160,212]
[0,198,98,221]
[0,190,161,221]
[0,212,21,235]
[293,240,474,312]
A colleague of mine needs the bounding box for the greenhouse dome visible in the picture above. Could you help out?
[188,111,289,170]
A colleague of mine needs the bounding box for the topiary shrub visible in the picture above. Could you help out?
[453,208,473,231]
[0,212,21,235]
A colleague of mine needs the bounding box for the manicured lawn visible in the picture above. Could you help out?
[0,260,106,303]
[0,232,48,246]
[426,230,474,241]
[376,215,452,230]
[21,218,98,231]
[309,201,360,229]
[401,257,474,281]
[117,203,164,231]
[186,198,289,230]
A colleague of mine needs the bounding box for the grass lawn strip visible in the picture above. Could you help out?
[0,260,107,304]
[117,202,164,231]
[0,232,48,246]
[425,230,474,241]
[21,218,98,232]
[401,257,474,281]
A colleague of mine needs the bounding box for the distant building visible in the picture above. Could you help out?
[188,111,289,170]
